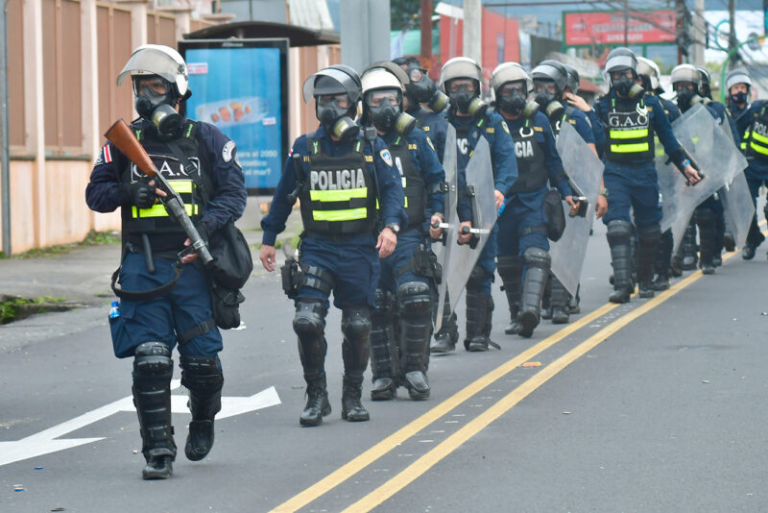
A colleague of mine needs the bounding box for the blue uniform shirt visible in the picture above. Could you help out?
[594,92,688,182]
[735,99,768,178]
[446,110,518,222]
[382,127,445,229]
[410,106,449,163]
[659,97,681,123]
[584,109,605,157]
[261,125,407,246]
[563,107,595,145]
[85,118,247,232]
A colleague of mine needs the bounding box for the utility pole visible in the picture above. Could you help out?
[420,0,433,71]
[623,0,629,46]
[729,0,739,69]
[692,0,705,66]
[0,0,11,257]
[464,0,482,66]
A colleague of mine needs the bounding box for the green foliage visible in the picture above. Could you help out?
[0,296,67,324]
[13,230,120,259]
[391,0,424,31]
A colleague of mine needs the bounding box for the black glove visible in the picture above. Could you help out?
[119,181,157,209]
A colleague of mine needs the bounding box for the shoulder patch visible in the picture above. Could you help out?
[485,127,496,134]
[408,143,418,151]
[533,126,543,132]
[364,155,374,163]
[380,148,393,167]
[426,136,435,152]
[222,140,236,162]
[568,119,577,125]
[422,125,431,132]
[501,121,510,134]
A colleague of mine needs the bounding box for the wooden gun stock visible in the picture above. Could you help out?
[104,119,159,177]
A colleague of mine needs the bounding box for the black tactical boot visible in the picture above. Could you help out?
[398,282,432,400]
[637,225,661,298]
[607,220,633,304]
[300,373,331,427]
[369,290,398,401]
[341,308,371,421]
[742,244,757,260]
[180,355,224,461]
[568,286,581,314]
[540,277,553,320]
[695,208,717,275]
[464,266,497,351]
[132,342,176,480]
[653,229,673,291]
[497,255,523,335]
[341,375,370,421]
[723,232,736,252]
[431,294,458,354]
[681,221,698,270]
[550,276,570,325]
[519,248,550,339]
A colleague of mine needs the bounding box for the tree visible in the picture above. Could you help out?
[391,0,423,31]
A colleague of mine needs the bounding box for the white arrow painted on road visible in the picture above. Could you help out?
[0,380,281,467]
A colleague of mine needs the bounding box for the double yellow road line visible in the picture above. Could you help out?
[272,237,756,513]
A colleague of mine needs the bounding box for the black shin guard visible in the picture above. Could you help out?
[519,247,550,338]
[180,355,223,461]
[293,300,331,426]
[637,224,661,297]
[497,255,523,335]
[341,307,371,421]
[695,208,717,274]
[607,220,633,303]
[397,282,432,400]
[370,290,398,400]
[133,342,176,480]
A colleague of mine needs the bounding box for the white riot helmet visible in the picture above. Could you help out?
[361,67,416,135]
[439,57,487,116]
[670,64,701,89]
[725,68,752,92]
[490,62,538,117]
[636,57,661,92]
[117,44,190,99]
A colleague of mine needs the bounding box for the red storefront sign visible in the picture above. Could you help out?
[564,10,677,46]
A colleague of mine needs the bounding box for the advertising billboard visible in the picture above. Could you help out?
[179,39,289,195]
[563,10,677,47]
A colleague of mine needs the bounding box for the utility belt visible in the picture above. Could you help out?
[281,259,336,299]
[394,243,442,284]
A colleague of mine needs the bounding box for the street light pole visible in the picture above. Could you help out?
[1,0,11,257]
[719,35,762,103]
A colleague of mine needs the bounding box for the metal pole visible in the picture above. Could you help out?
[719,36,761,103]
[420,0,433,70]
[729,0,738,69]
[0,0,11,256]
[463,0,482,66]
[623,0,629,46]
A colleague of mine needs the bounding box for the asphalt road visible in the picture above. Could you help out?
[2,221,768,513]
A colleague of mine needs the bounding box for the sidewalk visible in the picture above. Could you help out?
[0,215,302,353]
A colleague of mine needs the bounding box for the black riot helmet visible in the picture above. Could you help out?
[563,64,580,94]
[303,65,362,142]
[696,66,713,99]
[394,57,449,114]
[603,47,644,99]
[531,60,569,119]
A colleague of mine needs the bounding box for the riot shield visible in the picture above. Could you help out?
[721,171,755,249]
[657,104,734,252]
[550,122,604,296]
[434,136,496,332]
[430,124,457,263]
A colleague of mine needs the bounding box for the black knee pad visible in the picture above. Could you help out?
[397,281,432,316]
[180,355,224,394]
[523,247,551,270]
[496,255,523,280]
[342,307,372,343]
[372,289,396,319]
[606,220,633,246]
[293,299,327,339]
[637,224,662,244]
[467,265,490,292]
[133,342,173,383]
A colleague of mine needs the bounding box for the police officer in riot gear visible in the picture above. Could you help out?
[260,65,406,426]
[635,57,682,290]
[491,62,577,338]
[728,68,768,260]
[85,45,247,479]
[530,60,591,325]
[593,48,700,303]
[392,57,460,354]
[360,66,445,401]
[431,57,518,352]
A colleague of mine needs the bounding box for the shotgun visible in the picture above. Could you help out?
[104,118,213,265]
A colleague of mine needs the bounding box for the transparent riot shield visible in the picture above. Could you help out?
[657,104,735,252]
[434,136,496,332]
[550,122,604,296]
[431,124,457,264]
[720,171,755,249]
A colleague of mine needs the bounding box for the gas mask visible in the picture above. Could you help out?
[534,89,564,119]
[730,91,747,105]
[498,91,528,116]
[369,103,416,135]
[676,88,699,112]
[134,79,182,139]
[449,88,487,118]
[406,75,450,114]
[317,97,358,143]
[612,74,645,99]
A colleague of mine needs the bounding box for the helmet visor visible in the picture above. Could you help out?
[303,67,360,104]
[117,47,186,87]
